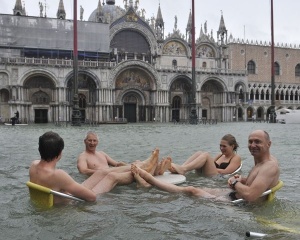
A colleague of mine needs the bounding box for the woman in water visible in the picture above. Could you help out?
[169,134,241,176]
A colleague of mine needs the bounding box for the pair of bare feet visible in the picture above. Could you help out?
[134,148,172,188]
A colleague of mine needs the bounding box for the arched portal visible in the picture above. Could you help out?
[169,76,192,120]
[122,91,144,123]
[201,79,225,120]
[24,75,56,123]
[67,72,97,122]
[115,67,156,122]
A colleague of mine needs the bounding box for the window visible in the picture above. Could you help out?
[274,62,280,75]
[295,64,300,76]
[202,62,207,68]
[32,91,50,104]
[247,60,255,74]
[172,59,177,68]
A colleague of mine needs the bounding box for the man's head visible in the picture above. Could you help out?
[84,131,99,151]
[248,130,271,158]
[39,131,64,162]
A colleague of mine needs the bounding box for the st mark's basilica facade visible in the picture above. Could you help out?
[1,0,300,123]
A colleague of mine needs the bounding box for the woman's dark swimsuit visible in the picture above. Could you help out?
[214,155,234,169]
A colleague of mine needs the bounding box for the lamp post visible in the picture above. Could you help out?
[71,0,81,126]
[189,0,198,124]
[269,0,276,123]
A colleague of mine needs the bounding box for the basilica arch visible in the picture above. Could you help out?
[114,66,157,122]
[66,71,98,122]
[169,75,192,121]
[200,78,226,121]
[23,73,56,123]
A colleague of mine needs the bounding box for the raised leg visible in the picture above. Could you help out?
[131,164,216,198]
[169,152,218,176]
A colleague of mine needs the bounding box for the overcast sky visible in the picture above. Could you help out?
[2,0,300,45]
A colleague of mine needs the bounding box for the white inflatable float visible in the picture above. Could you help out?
[154,172,186,185]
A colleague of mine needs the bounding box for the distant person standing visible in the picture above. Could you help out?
[15,111,19,119]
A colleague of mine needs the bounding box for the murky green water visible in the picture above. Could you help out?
[0,122,299,239]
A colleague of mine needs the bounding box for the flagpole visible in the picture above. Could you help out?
[71,0,81,126]
[269,0,276,123]
[189,0,198,124]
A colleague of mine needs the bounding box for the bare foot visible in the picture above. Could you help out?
[168,163,185,175]
[131,164,151,188]
[140,148,159,175]
[154,159,163,176]
[155,156,172,175]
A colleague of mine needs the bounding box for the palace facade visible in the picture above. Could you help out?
[1,0,300,123]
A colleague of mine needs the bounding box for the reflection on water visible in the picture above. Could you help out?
[0,122,300,239]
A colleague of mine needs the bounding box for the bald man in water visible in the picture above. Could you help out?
[131,130,280,202]
[77,131,128,176]
[77,131,171,180]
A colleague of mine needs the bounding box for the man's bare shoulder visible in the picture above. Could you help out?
[263,156,279,170]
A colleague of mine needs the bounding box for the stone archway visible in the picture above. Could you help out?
[122,91,144,123]
[115,67,156,122]
[169,76,192,120]
[201,79,225,121]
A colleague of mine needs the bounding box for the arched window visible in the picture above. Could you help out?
[247,60,255,74]
[290,91,294,101]
[172,59,177,68]
[32,91,50,104]
[275,90,280,100]
[249,89,254,100]
[0,89,9,102]
[295,64,300,76]
[280,90,284,100]
[261,90,265,100]
[266,89,270,100]
[274,62,280,75]
[255,89,259,100]
[239,89,244,102]
[285,91,289,101]
[202,62,207,68]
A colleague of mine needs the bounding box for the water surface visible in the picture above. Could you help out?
[0,122,299,239]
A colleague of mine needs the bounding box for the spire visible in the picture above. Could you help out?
[186,10,192,43]
[155,4,164,41]
[57,0,66,20]
[155,4,164,28]
[13,0,25,16]
[217,12,227,45]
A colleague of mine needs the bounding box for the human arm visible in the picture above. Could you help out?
[55,169,96,202]
[217,154,242,174]
[101,151,127,167]
[228,162,279,202]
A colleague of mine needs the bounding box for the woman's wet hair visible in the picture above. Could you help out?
[222,134,239,151]
[38,131,64,162]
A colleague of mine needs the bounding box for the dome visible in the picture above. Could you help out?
[88,3,125,23]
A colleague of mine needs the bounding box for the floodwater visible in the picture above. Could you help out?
[0,122,299,240]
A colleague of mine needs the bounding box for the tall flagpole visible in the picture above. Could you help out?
[189,0,198,124]
[270,0,276,123]
[71,0,81,126]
